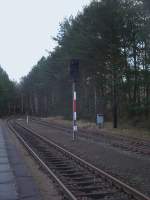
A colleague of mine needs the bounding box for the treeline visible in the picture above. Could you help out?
[0,66,18,116]
[19,0,150,124]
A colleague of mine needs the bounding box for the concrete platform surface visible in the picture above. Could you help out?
[0,120,41,200]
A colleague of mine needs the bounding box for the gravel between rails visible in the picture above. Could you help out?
[18,119,150,197]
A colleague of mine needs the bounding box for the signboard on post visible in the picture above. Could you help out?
[70,59,79,140]
[70,59,79,82]
[96,114,104,128]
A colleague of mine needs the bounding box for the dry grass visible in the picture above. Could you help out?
[103,122,150,140]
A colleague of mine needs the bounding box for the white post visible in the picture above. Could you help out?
[27,115,29,125]
[72,82,77,140]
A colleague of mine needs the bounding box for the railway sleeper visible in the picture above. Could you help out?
[58,168,80,173]
[75,180,103,187]
[77,185,109,192]
[61,172,86,177]
[45,159,64,163]
[77,191,115,199]
[71,176,94,181]
[53,166,73,170]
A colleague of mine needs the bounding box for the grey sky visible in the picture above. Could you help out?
[0,0,91,82]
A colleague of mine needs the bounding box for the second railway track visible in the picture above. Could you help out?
[8,119,150,200]
[30,118,150,156]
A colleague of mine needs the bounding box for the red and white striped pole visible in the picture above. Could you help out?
[73,81,77,140]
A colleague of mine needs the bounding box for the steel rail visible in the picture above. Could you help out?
[7,120,77,200]
[9,119,150,200]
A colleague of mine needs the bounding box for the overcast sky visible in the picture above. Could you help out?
[0,0,91,82]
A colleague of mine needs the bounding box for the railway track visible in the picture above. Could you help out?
[7,119,150,200]
[29,118,150,156]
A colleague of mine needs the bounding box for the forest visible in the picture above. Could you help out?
[1,0,150,127]
[0,66,18,116]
